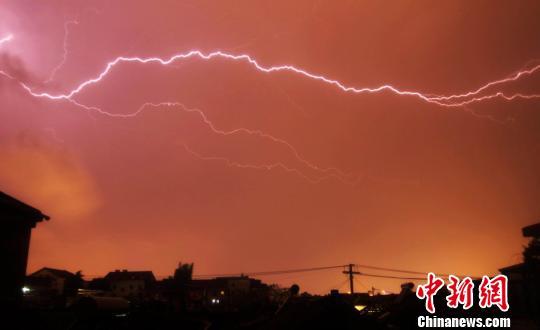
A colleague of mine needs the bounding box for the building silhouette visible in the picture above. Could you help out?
[27,267,77,296]
[0,191,49,308]
[499,222,540,321]
[104,270,156,299]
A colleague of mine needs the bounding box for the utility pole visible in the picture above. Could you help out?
[343,264,361,294]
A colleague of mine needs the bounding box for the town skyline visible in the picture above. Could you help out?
[2,0,540,296]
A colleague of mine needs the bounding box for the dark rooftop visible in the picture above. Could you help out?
[190,276,268,289]
[0,191,50,225]
[105,270,156,283]
[30,267,76,279]
[522,223,540,238]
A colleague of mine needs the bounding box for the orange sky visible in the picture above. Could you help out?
[1,0,539,294]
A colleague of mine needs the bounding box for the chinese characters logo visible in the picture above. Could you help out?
[416,272,509,313]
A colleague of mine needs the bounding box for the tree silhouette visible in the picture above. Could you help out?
[163,262,194,312]
[64,270,84,296]
[174,263,193,284]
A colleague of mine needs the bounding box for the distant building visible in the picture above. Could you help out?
[0,191,49,308]
[27,267,76,296]
[499,222,540,318]
[104,270,156,299]
[187,276,269,311]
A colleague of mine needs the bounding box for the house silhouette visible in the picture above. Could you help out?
[0,191,49,308]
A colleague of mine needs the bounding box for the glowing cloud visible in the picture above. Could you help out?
[0,33,13,46]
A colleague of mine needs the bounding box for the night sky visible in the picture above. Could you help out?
[1,0,540,294]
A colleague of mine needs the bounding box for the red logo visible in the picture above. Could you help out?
[446,275,474,310]
[416,273,509,313]
[416,272,445,313]
[478,275,509,312]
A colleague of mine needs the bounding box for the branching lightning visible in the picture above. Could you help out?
[7,50,540,107]
[181,144,348,185]
[428,63,540,102]
[1,23,540,185]
[59,100,356,183]
[45,20,79,83]
[136,102,353,181]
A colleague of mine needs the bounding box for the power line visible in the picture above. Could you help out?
[355,264,482,279]
[343,264,360,294]
[193,264,347,278]
[323,278,349,293]
[355,264,431,275]
[84,263,482,282]
[358,272,426,281]
[193,263,481,280]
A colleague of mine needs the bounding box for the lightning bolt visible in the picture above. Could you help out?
[442,91,540,107]
[1,21,539,110]
[181,143,349,185]
[8,50,540,108]
[45,20,79,83]
[1,25,539,185]
[182,143,420,186]
[134,102,352,181]
[429,63,540,103]
[55,99,357,184]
